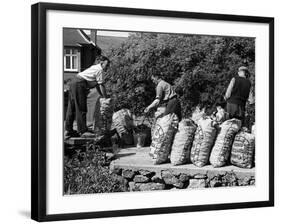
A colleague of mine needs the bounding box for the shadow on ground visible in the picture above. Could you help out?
[18,210,30,218]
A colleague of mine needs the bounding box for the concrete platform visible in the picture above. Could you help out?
[110,147,255,179]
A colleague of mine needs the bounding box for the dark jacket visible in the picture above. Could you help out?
[227,76,251,107]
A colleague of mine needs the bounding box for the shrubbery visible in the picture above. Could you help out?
[105,33,255,126]
[64,144,127,194]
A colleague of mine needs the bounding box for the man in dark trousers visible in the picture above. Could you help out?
[144,74,182,121]
[224,66,251,123]
[65,56,110,138]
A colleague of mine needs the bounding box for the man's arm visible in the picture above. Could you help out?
[145,99,160,113]
[248,87,255,104]
[95,69,108,97]
[224,77,235,100]
[96,83,108,98]
[144,82,163,113]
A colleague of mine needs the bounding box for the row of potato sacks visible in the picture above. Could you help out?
[150,114,255,169]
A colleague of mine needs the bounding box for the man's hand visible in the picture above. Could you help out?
[96,83,108,98]
[144,99,160,114]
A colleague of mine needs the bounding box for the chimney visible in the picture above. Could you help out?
[90,29,97,44]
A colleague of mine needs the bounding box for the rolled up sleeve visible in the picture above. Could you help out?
[156,83,164,100]
[225,77,235,99]
[96,70,105,84]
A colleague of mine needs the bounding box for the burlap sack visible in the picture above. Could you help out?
[94,98,113,134]
[170,119,197,165]
[191,106,206,124]
[230,131,255,168]
[150,113,179,164]
[190,117,217,167]
[151,106,166,136]
[209,118,242,167]
[112,109,134,135]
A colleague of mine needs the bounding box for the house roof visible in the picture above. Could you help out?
[63,29,97,47]
[97,35,127,53]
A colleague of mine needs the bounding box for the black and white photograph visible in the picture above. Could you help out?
[0,0,279,223]
[63,28,256,195]
[30,2,274,221]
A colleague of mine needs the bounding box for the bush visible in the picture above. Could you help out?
[105,33,255,126]
[64,144,127,194]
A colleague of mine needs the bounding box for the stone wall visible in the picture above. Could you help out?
[110,167,255,192]
[109,147,255,192]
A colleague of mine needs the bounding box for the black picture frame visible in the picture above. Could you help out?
[31,2,274,222]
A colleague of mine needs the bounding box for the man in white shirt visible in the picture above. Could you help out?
[65,56,110,138]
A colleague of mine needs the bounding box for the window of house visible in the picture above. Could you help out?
[64,48,79,71]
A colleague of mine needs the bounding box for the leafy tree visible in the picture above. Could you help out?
[105,33,255,126]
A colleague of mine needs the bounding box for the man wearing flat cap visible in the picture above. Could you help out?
[224,66,251,124]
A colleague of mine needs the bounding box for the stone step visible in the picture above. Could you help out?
[64,137,96,145]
